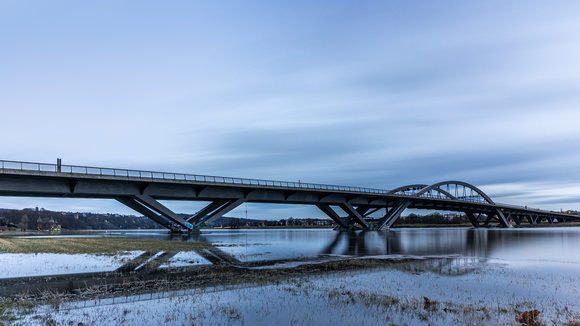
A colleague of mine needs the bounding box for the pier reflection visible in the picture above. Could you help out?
[318,229,492,275]
[320,229,491,258]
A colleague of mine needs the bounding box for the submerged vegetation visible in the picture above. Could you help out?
[0,237,209,254]
[3,261,578,325]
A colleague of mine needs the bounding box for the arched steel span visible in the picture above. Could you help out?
[0,159,576,232]
[415,181,495,205]
[387,181,494,205]
[388,184,428,196]
[374,181,514,229]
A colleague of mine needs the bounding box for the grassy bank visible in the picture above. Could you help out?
[0,237,209,254]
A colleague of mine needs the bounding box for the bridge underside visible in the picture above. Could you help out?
[0,165,576,232]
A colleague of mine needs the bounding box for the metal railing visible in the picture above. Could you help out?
[0,159,392,195]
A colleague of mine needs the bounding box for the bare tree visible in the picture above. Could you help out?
[19,214,29,231]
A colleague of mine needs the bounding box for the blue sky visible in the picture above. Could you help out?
[2,1,580,218]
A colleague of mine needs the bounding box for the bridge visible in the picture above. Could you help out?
[0,159,576,232]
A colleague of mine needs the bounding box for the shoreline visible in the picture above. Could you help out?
[2,220,580,237]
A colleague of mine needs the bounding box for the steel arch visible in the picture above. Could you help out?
[388,184,428,195]
[416,181,495,205]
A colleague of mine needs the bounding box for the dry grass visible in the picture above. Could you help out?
[0,237,209,254]
[0,239,18,252]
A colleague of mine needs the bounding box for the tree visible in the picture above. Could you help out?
[19,214,29,231]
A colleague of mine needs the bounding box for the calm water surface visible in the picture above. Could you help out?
[4,227,580,277]
[124,227,580,265]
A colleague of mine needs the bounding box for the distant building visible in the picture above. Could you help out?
[37,216,61,231]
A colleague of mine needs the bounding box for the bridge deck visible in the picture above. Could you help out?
[1,159,576,231]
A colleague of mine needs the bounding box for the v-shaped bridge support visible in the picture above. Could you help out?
[116,194,193,231]
[376,199,411,230]
[117,195,246,231]
[188,199,245,227]
[316,203,370,230]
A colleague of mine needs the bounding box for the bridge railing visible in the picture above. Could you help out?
[419,191,488,204]
[0,159,391,195]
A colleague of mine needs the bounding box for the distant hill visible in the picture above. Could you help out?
[0,208,162,230]
[0,208,334,230]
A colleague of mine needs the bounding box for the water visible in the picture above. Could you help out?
[4,227,580,325]
[4,227,580,276]
[162,227,580,268]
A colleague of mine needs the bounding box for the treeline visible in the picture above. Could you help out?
[0,208,161,230]
[209,216,334,228]
[216,213,470,228]
[393,212,470,225]
[0,207,473,231]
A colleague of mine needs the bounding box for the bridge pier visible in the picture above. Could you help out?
[464,212,480,227]
[116,195,194,232]
[188,199,245,227]
[339,203,370,229]
[508,213,562,226]
[510,214,521,226]
[316,204,352,230]
[316,203,379,230]
[376,200,411,229]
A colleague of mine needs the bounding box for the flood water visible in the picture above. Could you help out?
[5,227,580,325]
[126,227,580,272]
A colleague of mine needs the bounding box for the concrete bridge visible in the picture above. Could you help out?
[0,160,576,232]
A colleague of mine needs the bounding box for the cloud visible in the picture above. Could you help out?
[2,1,580,217]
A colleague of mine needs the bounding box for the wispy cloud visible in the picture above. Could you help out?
[1,1,580,215]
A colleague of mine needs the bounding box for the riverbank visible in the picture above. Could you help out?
[2,220,578,236]
[0,237,209,254]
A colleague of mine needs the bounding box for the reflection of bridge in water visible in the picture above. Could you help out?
[0,228,568,296]
[320,230,494,275]
[123,230,495,271]
[320,230,491,258]
[1,159,577,232]
[94,228,580,274]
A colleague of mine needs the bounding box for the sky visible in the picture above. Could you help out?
[1,1,580,219]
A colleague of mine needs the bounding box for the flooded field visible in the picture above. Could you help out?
[2,227,580,325]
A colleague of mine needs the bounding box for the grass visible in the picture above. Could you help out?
[0,299,34,324]
[0,299,17,323]
[0,237,210,254]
